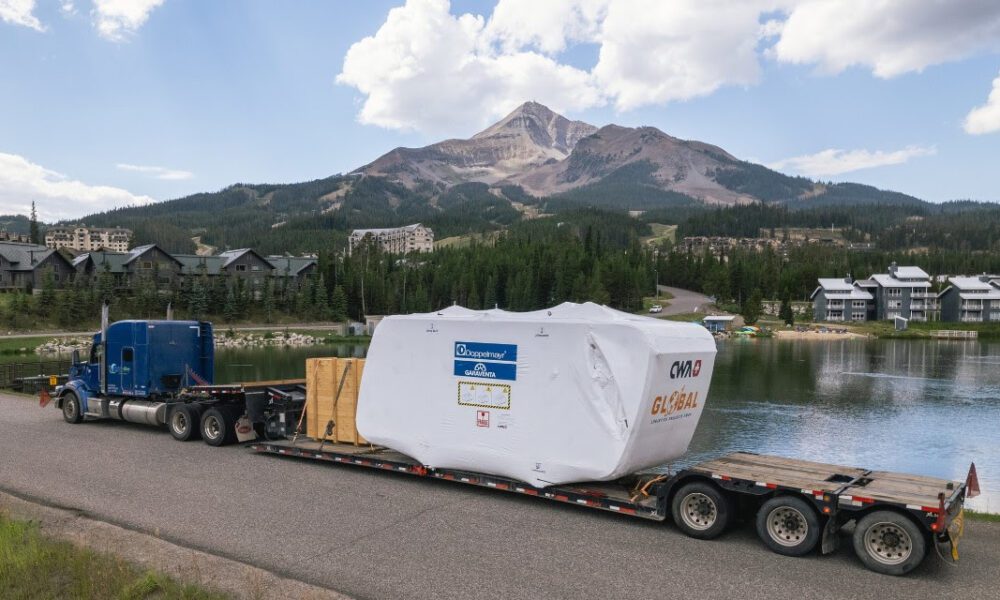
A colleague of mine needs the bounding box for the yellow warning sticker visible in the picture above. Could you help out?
[458,381,511,410]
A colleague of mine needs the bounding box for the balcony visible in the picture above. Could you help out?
[962,301,984,311]
[827,301,844,309]
[911,291,937,299]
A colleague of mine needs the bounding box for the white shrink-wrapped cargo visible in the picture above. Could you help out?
[356,302,717,487]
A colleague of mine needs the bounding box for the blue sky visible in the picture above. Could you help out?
[1,0,999,221]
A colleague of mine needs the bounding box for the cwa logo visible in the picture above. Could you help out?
[670,359,702,379]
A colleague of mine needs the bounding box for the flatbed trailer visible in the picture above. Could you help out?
[252,439,968,576]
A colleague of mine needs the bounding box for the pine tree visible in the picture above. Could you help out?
[330,285,348,321]
[29,201,40,245]
[742,288,763,325]
[779,296,795,326]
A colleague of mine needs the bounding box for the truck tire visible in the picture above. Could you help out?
[168,404,202,442]
[755,495,821,556]
[61,391,83,424]
[852,510,927,576]
[671,481,731,540]
[201,407,236,447]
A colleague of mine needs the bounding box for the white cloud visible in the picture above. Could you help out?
[337,0,603,134]
[92,0,165,41]
[768,145,936,177]
[0,152,154,221]
[116,163,193,181]
[0,0,44,31]
[772,0,1000,78]
[964,70,1000,135]
[60,1,76,16]
[339,1,1000,134]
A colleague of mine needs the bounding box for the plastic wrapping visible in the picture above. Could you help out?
[356,302,717,486]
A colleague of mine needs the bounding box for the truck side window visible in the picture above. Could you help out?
[122,347,134,362]
[90,344,102,365]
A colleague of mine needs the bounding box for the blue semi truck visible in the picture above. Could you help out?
[53,317,305,446]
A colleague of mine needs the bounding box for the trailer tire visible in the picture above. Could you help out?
[61,391,84,424]
[201,407,235,446]
[671,481,731,540]
[169,404,202,442]
[853,510,927,576]
[755,495,821,556]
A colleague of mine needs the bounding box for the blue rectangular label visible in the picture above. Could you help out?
[454,341,517,362]
[454,360,517,381]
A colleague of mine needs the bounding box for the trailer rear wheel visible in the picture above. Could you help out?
[201,407,235,446]
[169,405,202,442]
[61,391,83,424]
[756,496,821,556]
[853,511,926,576]
[671,482,731,540]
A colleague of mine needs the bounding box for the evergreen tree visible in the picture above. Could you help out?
[330,285,348,321]
[29,201,40,245]
[779,296,795,326]
[742,288,763,325]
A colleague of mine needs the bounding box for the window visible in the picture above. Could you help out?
[122,347,134,362]
[887,300,902,309]
[886,288,902,297]
[852,312,866,321]
[236,264,248,272]
[141,261,153,269]
[887,311,900,319]
[251,265,261,272]
[90,343,102,364]
[852,300,866,308]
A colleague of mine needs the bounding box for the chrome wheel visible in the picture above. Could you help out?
[680,492,717,531]
[171,411,189,435]
[766,506,809,547]
[62,398,76,419]
[204,415,222,441]
[864,521,913,565]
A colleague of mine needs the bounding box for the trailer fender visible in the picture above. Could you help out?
[58,380,92,414]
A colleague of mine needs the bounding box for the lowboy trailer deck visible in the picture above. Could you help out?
[252,440,968,576]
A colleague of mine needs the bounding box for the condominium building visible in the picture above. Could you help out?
[938,276,1000,323]
[348,223,433,255]
[862,263,938,321]
[45,226,132,252]
[810,277,874,322]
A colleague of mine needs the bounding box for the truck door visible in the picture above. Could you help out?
[120,347,135,396]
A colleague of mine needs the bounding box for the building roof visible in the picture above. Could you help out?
[174,254,227,275]
[869,273,931,288]
[959,291,1000,300]
[266,255,317,276]
[0,242,64,271]
[816,278,854,292]
[350,223,428,236]
[77,251,130,273]
[216,248,272,268]
[703,315,736,321]
[947,276,995,291]
[892,266,929,279]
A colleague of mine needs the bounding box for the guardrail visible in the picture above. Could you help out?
[930,330,978,339]
[0,360,71,392]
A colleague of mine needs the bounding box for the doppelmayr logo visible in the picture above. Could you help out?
[454,341,516,362]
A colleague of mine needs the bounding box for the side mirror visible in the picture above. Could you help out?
[72,349,81,365]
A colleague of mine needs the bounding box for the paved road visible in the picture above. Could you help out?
[656,285,713,315]
[1,393,996,600]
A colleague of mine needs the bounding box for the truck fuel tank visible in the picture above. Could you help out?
[120,400,167,426]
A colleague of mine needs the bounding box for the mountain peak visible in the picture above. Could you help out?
[471,101,596,154]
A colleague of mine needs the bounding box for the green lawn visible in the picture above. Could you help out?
[966,509,1000,523]
[0,336,56,356]
[641,223,677,246]
[0,514,229,600]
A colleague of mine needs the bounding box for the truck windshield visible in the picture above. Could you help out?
[89,343,102,365]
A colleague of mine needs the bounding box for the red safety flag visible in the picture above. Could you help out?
[38,388,52,408]
[966,463,981,498]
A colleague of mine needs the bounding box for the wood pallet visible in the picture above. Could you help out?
[305,357,367,445]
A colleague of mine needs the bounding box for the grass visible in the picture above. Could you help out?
[663,312,706,322]
[639,296,671,315]
[0,513,229,600]
[641,223,677,246]
[966,509,1000,523]
[829,319,1000,340]
[0,336,60,356]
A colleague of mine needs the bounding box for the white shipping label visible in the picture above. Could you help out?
[458,381,511,410]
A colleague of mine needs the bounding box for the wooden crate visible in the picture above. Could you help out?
[305,357,367,445]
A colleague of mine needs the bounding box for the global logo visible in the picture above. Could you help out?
[465,362,497,379]
[669,359,702,379]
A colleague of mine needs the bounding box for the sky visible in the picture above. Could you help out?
[2,0,1000,222]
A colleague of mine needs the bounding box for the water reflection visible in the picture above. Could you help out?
[684,339,999,511]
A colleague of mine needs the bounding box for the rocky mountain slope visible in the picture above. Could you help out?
[355,101,597,188]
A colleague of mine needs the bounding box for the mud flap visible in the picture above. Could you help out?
[235,415,257,443]
[820,516,840,554]
[948,508,965,562]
